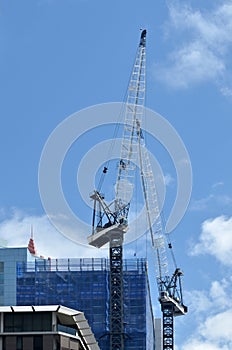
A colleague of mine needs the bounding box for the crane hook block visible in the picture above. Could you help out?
[103,167,108,174]
[139,29,147,47]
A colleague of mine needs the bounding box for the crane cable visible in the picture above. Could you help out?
[137,124,163,280]
[137,117,179,274]
[96,100,127,193]
[97,34,145,194]
[97,92,135,193]
[160,211,178,270]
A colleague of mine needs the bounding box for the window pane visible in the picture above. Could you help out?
[42,313,52,331]
[24,314,32,331]
[4,312,52,332]
[33,314,42,331]
[34,335,43,350]
[14,314,22,332]
[16,336,22,350]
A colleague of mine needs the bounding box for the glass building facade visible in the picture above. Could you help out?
[0,248,155,349]
[0,305,100,350]
[0,248,28,306]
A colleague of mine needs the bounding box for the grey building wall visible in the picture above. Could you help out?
[155,318,162,350]
[0,248,28,305]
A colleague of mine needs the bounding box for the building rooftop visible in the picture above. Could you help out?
[0,304,100,350]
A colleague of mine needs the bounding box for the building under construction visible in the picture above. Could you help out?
[0,247,155,350]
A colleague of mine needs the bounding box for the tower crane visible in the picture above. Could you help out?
[88,29,187,350]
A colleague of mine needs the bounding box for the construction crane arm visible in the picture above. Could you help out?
[137,119,187,349]
[88,29,146,246]
[88,31,147,350]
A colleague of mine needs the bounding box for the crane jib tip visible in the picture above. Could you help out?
[139,29,146,46]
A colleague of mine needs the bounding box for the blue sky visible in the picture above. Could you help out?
[1,1,232,349]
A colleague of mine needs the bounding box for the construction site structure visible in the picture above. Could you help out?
[0,246,155,350]
[88,29,146,350]
[88,29,187,350]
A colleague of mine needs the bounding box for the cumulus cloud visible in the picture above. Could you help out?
[0,208,143,259]
[164,173,175,186]
[178,278,232,349]
[186,278,232,316]
[182,340,229,350]
[212,181,224,189]
[201,309,232,343]
[159,42,224,88]
[181,308,232,350]
[157,1,232,91]
[190,215,232,265]
[179,213,232,349]
[209,280,230,309]
[190,194,232,211]
[0,208,107,259]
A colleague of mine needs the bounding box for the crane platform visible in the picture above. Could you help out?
[159,291,188,316]
[87,224,128,248]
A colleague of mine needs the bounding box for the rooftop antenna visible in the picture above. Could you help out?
[28,225,37,256]
[31,225,34,239]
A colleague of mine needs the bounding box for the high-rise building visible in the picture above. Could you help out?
[0,247,155,350]
[0,247,29,306]
[0,304,100,350]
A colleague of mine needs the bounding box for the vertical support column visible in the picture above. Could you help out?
[0,312,3,350]
[162,302,174,350]
[109,242,124,350]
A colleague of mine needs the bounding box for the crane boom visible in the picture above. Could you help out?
[88,30,147,350]
[138,130,168,280]
[114,29,146,217]
[137,122,187,350]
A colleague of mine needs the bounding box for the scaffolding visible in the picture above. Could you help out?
[16,258,154,350]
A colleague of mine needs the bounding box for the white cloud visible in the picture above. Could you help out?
[190,215,232,265]
[185,289,212,314]
[167,2,232,50]
[158,1,232,91]
[159,42,224,88]
[212,181,224,189]
[220,86,232,96]
[178,213,232,348]
[209,279,230,309]
[0,208,107,259]
[181,308,232,350]
[186,278,232,316]
[182,339,229,350]
[164,173,174,186]
[201,309,232,343]
[0,207,143,259]
[178,278,232,349]
[190,194,232,211]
